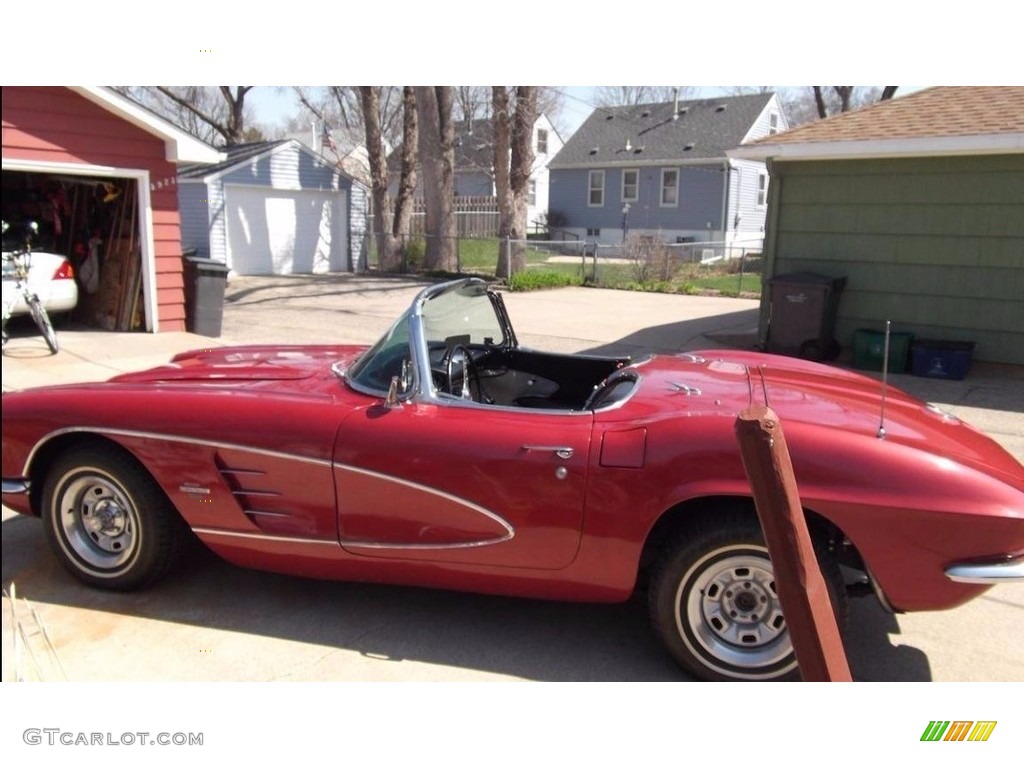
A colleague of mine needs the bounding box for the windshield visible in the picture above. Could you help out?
[422,281,505,348]
[345,279,507,396]
[345,310,413,394]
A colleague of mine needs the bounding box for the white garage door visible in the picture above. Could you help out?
[225,185,348,275]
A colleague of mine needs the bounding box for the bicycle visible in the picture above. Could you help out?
[2,221,60,354]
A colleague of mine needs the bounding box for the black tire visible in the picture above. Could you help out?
[27,294,58,354]
[649,510,847,682]
[41,446,186,590]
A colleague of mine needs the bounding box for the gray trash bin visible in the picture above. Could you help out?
[766,272,846,361]
[184,255,229,337]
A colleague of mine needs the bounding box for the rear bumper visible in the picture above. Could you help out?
[945,553,1024,584]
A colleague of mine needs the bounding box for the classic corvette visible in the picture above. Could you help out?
[2,278,1023,681]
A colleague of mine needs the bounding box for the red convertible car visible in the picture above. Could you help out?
[3,278,1023,681]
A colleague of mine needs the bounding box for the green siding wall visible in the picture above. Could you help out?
[763,155,1024,365]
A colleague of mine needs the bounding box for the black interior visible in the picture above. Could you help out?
[464,347,631,410]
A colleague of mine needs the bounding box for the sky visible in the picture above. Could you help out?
[248,86,634,137]
[247,86,926,141]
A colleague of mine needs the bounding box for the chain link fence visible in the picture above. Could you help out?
[366,232,763,296]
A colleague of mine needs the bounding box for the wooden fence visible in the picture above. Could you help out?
[409,196,500,237]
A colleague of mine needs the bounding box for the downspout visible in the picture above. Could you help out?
[720,159,731,246]
[759,157,783,349]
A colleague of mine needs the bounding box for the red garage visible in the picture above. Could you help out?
[2,86,221,332]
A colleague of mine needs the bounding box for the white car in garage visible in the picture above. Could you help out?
[2,248,79,318]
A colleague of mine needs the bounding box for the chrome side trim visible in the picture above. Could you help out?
[2,478,31,495]
[945,556,1024,584]
[339,535,511,551]
[243,509,292,518]
[219,468,266,476]
[334,463,515,548]
[179,484,211,495]
[24,427,332,476]
[191,527,338,546]
[231,489,281,497]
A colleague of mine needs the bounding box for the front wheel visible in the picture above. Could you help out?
[42,446,186,590]
[649,512,846,682]
[27,293,58,354]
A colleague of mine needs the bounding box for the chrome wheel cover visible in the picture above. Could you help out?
[675,545,796,678]
[55,468,141,575]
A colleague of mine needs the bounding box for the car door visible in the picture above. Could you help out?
[333,402,593,570]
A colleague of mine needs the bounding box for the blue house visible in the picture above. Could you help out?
[178,139,369,275]
[548,93,785,252]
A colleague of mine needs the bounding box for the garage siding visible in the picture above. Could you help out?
[766,155,1024,364]
[196,142,363,275]
[2,86,189,330]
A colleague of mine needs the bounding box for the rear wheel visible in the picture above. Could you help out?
[27,294,58,354]
[649,512,846,681]
[42,446,186,590]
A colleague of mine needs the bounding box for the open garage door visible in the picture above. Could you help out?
[225,185,348,275]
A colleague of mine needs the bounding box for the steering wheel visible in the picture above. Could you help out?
[445,344,475,400]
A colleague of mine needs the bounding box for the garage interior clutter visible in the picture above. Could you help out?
[3,170,144,332]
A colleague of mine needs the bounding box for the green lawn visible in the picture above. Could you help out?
[374,237,762,296]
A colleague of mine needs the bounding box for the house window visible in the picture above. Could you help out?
[537,129,549,155]
[528,180,537,207]
[586,228,601,237]
[588,170,605,207]
[660,168,678,207]
[757,172,768,207]
[769,113,779,135]
[621,168,639,203]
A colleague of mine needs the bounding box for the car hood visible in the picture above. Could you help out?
[634,350,1024,492]
[108,344,369,395]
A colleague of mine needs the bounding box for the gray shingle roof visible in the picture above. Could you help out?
[178,140,290,179]
[550,93,775,167]
[386,117,499,174]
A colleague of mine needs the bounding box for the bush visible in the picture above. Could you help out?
[403,237,425,270]
[508,271,581,292]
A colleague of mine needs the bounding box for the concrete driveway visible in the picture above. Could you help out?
[2,274,1022,681]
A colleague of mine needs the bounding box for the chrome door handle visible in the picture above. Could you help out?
[522,445,574,460]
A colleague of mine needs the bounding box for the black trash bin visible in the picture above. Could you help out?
[766,272,846,361]
[183,255,229,337]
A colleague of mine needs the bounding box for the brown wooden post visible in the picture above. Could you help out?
[734,405,852,682]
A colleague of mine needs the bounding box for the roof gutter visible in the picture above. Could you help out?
[729,133,1024,162]
[549,156,732,171]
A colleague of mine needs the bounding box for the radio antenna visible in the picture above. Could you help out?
[877,320,891,439]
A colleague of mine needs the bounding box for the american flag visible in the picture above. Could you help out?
[321,123,337,152]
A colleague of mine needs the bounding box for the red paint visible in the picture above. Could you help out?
[3,340,1022,612]
[2,86,187,329]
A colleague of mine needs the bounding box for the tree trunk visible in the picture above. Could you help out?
[493,87,537,278]
[219,86,251,145]
[812,86,828,119]
[509,86,538,264]
[492,87,514,278]
[880,86,898,101]
[833,86,854,113]
[359,87,401,271]
[393,87,418,256]
[415,86,457,272]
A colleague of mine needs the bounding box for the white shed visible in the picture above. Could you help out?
[178,140,368,275]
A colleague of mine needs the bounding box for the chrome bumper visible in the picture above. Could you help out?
[945,555,1024,584]
[2,478,31,495]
